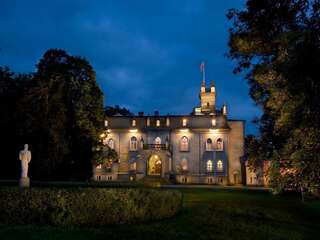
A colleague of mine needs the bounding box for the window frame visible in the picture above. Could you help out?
[181,158,188,171]
[132,119,136,127]
[180,136,189,152]
[206,160,213,172]
[108,138,115,149]
[130,136,138,151]
[206,138,213,151]
[216,138,223,151]
[217,160,223,172]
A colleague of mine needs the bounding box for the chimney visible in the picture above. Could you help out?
[154,110,159,116]
[138,112,144,116]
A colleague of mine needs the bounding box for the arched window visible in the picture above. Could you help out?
[206,138,213,151]
[154,137,161,150]
[108,138,115,149]
[180,136,189,151]
[207,160,213,172]
[181,158,188,171]
[154,137,161,145]
[156,119,160,127]
[130,136,138,151]
[217,160,223,171]
[216,138,223,151]
[132,119,136,127]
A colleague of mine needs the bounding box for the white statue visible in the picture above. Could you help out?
[19,144,31,178]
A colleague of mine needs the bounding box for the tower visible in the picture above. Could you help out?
[199,80,216,114]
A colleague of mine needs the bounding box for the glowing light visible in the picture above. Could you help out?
[100,133,106,138]
[179,129,189,133]
[129,129,138,133]
[132,119,136,127]
[211,119,216,127]
[107,129,111,133]
[182,118,187,127]
[166,117,170,127]
[209,129,218,133]
[104,120,108,127]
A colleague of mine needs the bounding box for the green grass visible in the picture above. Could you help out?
[0,188,319,240]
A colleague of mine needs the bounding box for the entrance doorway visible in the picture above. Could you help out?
[147,154,162,176]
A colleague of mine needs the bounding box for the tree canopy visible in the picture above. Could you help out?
[104,105,133,117]
[0,49,104,180]
[228,0,320,191]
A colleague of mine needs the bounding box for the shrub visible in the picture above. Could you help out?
[0,187,182,226]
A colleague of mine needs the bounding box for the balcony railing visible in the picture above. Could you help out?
[143,144,170,151]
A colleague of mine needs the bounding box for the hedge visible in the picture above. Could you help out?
[0,187,182,226]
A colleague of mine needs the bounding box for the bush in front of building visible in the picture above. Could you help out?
[0,187,182,226]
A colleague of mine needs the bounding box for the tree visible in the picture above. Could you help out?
[228,0,320,192]
[104,105,133,117]
[17,49,104,180]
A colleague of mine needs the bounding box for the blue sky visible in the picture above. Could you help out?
[0,0,261,134]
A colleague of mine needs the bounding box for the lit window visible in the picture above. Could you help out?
[216,138,223,151]
[108,139,115,149]
[181,158,188,171]
[180,136,189,151]
[211,119,216,127]
[147,118,150,126]
[156,119,160,127]
[154,137,161,145]
[130,162,136,171]
[207,160,213,172]
[217,160,223,171]
[166,117,170,127]
[206,138,213,151]
[182,118,187,127]
[132,119,136,127]
[130,136,138,151]
[104,120,108,127]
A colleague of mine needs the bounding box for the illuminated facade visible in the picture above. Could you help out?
[95,79,245,185]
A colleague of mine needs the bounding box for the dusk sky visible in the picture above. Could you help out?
[0,0,261,134]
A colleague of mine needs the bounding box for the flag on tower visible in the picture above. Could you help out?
[200,61,205,72]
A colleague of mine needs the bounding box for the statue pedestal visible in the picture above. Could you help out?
[19,177,30,188]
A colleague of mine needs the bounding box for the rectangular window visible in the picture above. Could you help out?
[182,118,187,127]
[211,119,216,127]
[166,117,170,127]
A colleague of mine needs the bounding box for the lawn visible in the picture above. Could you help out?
[0,187,319,240]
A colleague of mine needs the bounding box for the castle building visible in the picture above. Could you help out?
[95,78,245,185]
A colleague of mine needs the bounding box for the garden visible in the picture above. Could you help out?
[0,185,319,240]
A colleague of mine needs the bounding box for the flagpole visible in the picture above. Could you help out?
[203,63,206,82]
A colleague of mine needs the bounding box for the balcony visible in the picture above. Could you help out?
[143,144,171,151]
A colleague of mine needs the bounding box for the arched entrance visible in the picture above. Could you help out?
[147,154,162,176]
